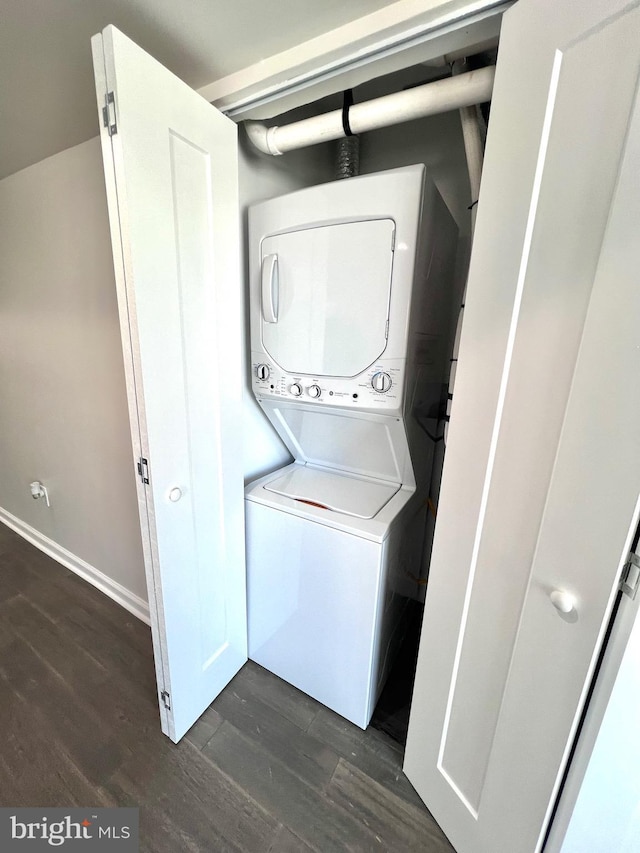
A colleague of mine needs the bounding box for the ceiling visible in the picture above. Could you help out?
[0,0,400,180]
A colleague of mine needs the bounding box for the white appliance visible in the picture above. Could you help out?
[245,164,457,728]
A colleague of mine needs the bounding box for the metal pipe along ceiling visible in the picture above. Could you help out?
[244,65,496,156]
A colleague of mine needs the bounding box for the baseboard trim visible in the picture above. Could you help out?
[0,507,150,625]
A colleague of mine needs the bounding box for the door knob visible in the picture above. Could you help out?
[168,487,183,502]
[549,589,576,614]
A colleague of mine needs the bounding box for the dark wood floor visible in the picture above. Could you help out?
[0,522,455,852]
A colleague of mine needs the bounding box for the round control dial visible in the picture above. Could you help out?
[307,384,322,399]
[289,383,302,397]
[372,372,392,393]
[256,363,270,381]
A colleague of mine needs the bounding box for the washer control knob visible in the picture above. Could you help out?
[290,383,302,397]
[372,372,392,393]
[256,363,270,381]
[307,384,322,399]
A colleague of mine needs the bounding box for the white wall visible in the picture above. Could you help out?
[0,137,147,607]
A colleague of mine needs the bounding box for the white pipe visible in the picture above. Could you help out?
[245,65,495,156]
[459,107,484,211]
[452,59,486,234]
[445,61,488,446]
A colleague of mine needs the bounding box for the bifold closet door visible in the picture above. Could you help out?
[404,0,640,851]
[92,25,247,742]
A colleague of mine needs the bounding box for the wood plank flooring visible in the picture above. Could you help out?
[0,522,455,852]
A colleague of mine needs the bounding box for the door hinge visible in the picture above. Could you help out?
[391,229,396,251]
[137,456,150,485]
[160,690,171,710]
[102,91,117,136]
[620,552,640,600]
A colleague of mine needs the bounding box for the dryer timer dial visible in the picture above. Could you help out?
[256,363,270,380]
[371,372,392,393]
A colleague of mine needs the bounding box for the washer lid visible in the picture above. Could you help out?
[264,465,400,519]
[268,404,407,483]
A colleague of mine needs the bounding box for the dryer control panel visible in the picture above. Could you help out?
[251,354,405,412]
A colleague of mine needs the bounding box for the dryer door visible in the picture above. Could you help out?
[261,219,394,377]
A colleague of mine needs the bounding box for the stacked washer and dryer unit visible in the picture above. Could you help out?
[245,165,457,729]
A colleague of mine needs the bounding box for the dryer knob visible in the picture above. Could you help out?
[290,383,302,397]
[256,363,270,381]
[372,372,392,393]
[307,384,321,399]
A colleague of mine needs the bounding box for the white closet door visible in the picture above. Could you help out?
[404,1,640,851]
[92,26,246,743]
